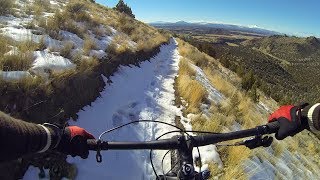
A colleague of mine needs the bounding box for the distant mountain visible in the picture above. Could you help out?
[149,21,280,36]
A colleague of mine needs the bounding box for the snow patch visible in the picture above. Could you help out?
[191,64,225,104]
[0,71,31,81]
[32,51,76,73]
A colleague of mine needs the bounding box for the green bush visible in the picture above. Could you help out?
[241,70,256,91]
[114,0,135,18]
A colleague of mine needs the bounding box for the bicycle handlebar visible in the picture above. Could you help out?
[87,121,280,151]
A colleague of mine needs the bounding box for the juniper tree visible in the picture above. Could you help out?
[114,0,135,18]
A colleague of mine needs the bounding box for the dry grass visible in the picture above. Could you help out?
[177,39,211,68]
[178,58,196,76]
[86,1,169,49]
[83,36,97,55]
[92,26,112,38]
[177,75,207,113]
[16,76,45,92]
[177,58,208,112]
[219,146,251,180]
[31,0,52,18]
[176,38,274,179]
[76,57,99,72]
[107,34,134,54]
[16,39,39,53]
[204,68,236,97]
[38,36,47,51]
[0,38,42,71]
[0,52,34,71]
[60,41,74,59]
[177,31,320,180]
[271,141,285,157]
[191,113,234,133]
[0,35,11,57]
[0,0,15,15]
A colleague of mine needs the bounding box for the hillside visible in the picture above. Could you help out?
[1,0,320,180]
[178,33,320,104]
[150,21,280,36]
[243,35,320,88]
[175,38,320,179]
[0,0,169,179]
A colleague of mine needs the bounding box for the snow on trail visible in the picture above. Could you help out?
[67,38,182,180]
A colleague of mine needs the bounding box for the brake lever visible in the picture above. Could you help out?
[243,136,273,149]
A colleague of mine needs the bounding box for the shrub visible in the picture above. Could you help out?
[177,39,209,68]
[221,146,250,179]
[241,70,256,91]
[106,41,118,55]
[65,1,91,22]
[178,58,196,77]
[118,14,135,35]
[107,35,133,55]
[17,39,40,52]
[38,37,47,51]
[114,0,135,18]
[76,57,99,72]
[83,36,97,55]
[92,26,106,38]
[0,52,34,71]
[17,76,45,92]
[66,1,87,14]
[0,35,10,57]
[248,83,259,103]
[34,0,52,12]
[0,0,15,15]
[204,68,236,97]
[177,75,207,113]
[60,41,74,59]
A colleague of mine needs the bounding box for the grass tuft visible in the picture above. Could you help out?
[177,59,208,113]
[60,41,74,59]
[0,52,34,71]
[0,0,15,15]
[83,36,97,55]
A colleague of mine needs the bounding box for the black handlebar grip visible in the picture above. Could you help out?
[266,121,280,134]
[87,139,98,150]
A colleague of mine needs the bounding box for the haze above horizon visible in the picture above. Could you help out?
[96,0,320,37]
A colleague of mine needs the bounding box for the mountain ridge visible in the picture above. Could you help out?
[149,21,281,36]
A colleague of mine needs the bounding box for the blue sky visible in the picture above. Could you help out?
[96,0,320,37]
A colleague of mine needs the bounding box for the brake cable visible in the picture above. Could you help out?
[98,120,186,140]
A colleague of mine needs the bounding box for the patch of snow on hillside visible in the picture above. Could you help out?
[0,15,39,42]
[191,64,225,104]
[0,71,31,81]
[50,0,58,5]
[60,31,84,48]
[257,101,272,113]
[32,51,76,73]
